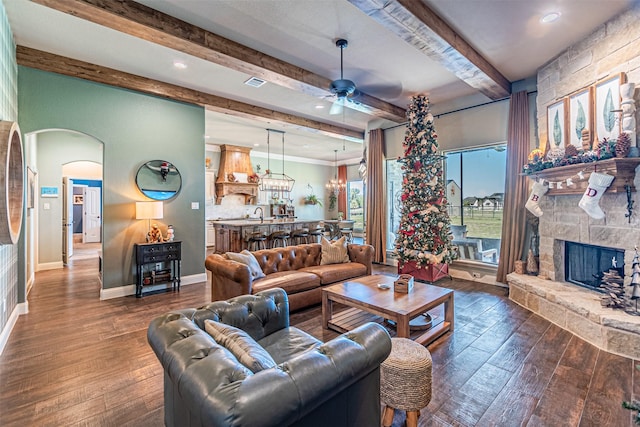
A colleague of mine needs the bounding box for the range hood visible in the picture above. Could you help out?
[215,145,258,204]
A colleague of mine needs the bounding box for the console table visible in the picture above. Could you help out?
[134,241,181,297]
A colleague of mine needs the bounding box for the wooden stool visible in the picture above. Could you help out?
[308,226,324,243]
[380,338,432,427]
[269,230,289,248]
[246,232,267,251]
[290,228,309,245]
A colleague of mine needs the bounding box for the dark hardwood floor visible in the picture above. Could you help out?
[0,252,637,426]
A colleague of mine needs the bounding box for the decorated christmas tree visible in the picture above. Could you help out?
[395,95,457,272]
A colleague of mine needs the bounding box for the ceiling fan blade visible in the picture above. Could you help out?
[329,98,344,115]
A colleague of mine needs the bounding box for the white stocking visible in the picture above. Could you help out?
[525,181,549,217]
[578,172,614,219]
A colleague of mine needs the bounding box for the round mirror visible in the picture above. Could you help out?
[135,160,181,201]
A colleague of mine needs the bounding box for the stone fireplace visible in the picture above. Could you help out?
[507,183,640,359]
[564,241,625,290]
[507,5,640,359]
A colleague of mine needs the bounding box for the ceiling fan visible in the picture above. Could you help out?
[328,39,359,115]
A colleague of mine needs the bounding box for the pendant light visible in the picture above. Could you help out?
[259,129,295,199]
[326,149,346,194]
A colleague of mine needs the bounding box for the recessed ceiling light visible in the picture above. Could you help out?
[253,143,260,146]
[204,135,210,139]
[315,105,325,109]
[540,12,561,24]
[173,60,187,69]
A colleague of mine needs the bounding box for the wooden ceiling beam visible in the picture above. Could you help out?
[349,0,511,100]
[31,0,406,122]
[16,46,364,142]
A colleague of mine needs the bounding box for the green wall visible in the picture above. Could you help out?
[18,67,205,291]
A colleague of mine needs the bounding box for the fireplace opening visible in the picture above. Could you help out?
[564,241,624,291]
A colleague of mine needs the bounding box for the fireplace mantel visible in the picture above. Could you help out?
[526,157,640,196]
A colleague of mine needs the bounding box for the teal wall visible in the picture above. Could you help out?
[18,67,205,290]
[0,0,19,335]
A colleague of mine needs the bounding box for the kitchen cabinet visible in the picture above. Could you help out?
[206,221,216,247]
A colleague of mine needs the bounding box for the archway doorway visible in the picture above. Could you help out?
[24,129,104,297]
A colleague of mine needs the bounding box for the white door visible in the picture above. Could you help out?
[83,186,101,243]
[62,176,73,264]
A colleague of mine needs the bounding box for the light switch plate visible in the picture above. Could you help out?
[191,202,199,209]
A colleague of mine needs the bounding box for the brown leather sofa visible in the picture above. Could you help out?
[205,243,374,311]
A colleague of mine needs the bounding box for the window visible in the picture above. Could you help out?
[444,144,506,264]
[347,180,364,232]
[386,159,404,252]
[385,144,506,265]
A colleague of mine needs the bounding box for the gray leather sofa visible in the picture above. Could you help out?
[147,288,392,427]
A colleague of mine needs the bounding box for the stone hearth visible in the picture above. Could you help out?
[508,273,640,359]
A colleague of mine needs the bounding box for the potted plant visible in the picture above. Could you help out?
[304,194,323,206]
[328,191,337,211]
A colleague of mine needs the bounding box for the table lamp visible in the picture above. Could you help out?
[135,201,163,236]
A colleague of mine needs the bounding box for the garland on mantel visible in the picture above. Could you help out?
[522,138,617,175]
[521,134,633,188]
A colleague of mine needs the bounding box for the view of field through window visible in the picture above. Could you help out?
[348,181,364,232]
[386,144,506,264]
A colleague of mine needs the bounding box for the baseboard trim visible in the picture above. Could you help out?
[38,261,64,271]
[0,302,29,356]
[99,273,207,300]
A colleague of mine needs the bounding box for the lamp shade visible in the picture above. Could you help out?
[136,201,163,220]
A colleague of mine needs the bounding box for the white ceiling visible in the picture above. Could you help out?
[5,0,634,163]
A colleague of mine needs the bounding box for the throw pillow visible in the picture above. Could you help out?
[204,320,277,373]
[226,250,266,279]
[320,236,350,265]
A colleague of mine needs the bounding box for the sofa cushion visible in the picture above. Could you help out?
[300,262,368,285]
[204,319,277,373]
[252,271,320,294]
[258,327,322,364]
[225,250,266,279]
[320,237,350,265]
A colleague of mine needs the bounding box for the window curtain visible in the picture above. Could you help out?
[338,165,347,215]
[496,91,530,283]
[365,128,386,263]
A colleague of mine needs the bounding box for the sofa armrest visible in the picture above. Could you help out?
[205,253,253,301]
[347,243,374,275]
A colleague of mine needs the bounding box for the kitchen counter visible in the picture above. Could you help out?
[209,218,320,226]
[210,218,323,253]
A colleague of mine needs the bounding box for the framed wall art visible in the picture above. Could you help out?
[73,195,84,205]
[567,87,593,149]
[594,73,626,142]
[547,99,567,152]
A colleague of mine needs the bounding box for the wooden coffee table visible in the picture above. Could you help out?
[322,274,454,346]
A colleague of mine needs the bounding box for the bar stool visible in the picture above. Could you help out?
[338,221,354,243]
[290,228,310,245]
[308,225,324,243]
[246,231,267,251]
[268,230,289,248]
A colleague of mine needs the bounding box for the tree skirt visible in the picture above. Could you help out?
[398,261,449,283]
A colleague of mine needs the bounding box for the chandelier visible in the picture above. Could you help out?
[326,149,346,194]
[259,129,295,198]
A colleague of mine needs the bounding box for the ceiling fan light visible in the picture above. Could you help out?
[329,79,356,96]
